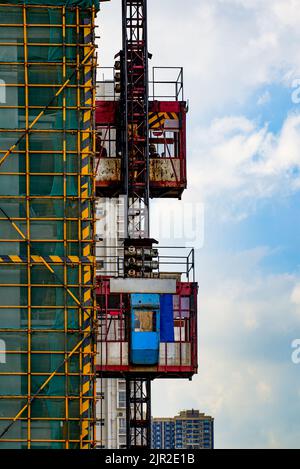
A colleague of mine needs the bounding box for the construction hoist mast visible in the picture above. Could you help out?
[96,0,198,452]
[121,0,152,448]
[122,0,150,239]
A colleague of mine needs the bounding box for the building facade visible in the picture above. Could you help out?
[96,378,127,449]
[152,410,214,449]
[152,418,175,449]
[95,194,126,448]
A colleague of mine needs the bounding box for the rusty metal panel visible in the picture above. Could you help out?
[150,158,181,182]
[96,158,121,183]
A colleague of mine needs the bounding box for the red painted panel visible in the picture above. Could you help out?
[96,101,118,124]
[150,101,183,113]
[96,365,195,374]
[96,277,198,378]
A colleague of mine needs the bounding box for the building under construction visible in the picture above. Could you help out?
[0,0,198,449]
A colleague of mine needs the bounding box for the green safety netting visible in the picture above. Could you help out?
[5,1,100,9]
[0,3,94,449]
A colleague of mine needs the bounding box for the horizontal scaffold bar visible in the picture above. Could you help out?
[0,255,95,264]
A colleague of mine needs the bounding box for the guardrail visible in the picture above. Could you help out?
[96,245,195,282]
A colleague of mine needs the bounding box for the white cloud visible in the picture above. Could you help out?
[272,0,300,28]
[98,0,300,215]
[153,248,300,448]
[257,91,271,106]
[256,381,272,402]
[98,0,300,118]
[291,284,300,306]
[145,0,300,119]
[188,113,300,207]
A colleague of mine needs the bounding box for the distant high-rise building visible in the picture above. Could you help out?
[152,418,175,449]
[152,410,214,449]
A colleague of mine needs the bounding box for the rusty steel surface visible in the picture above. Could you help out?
[150,158,181,183]
[96,157,121,184]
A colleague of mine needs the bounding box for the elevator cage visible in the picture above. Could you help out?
[96,278,198,379]
[95,67,187,199]
[0,2,98,449]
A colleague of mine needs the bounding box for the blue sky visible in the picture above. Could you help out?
[99,0,300,448]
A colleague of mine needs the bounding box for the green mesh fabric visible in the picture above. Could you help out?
[6,1,100,9]
[0,3,94,449]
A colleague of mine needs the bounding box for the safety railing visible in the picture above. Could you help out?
[96,66,185,102]
[150,67,184,102]
[96,245,195,282]
[96,67,118,101]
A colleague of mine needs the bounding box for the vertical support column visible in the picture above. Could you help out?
[62,6,70,449]
[22,4,31,449]
[80,9,96,450]
[126,377,151,448]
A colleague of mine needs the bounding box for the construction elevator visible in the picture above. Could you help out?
[0,0,198,450]
[96,0,198,449]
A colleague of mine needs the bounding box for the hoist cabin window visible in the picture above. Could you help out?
[134,310,156,332]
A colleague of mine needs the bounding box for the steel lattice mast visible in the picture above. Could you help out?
[121,0,152,448]
[122,0,150,240]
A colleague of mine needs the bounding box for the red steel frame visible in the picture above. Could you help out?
[148,100,187,197]
[96,278,198,378]
[95,99,187,198]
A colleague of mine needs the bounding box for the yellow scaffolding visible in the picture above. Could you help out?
[0,3,97,449]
